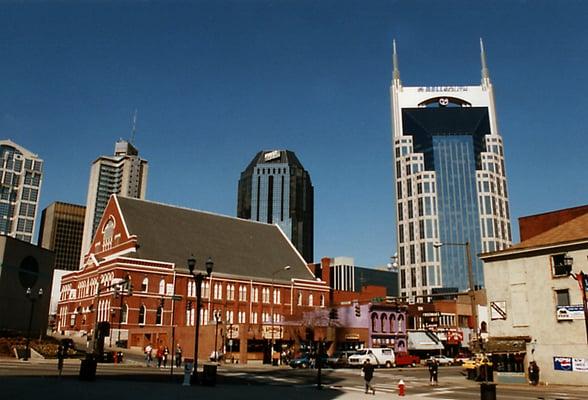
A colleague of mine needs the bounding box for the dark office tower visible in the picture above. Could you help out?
[390,40,512,298]
[238,150,314,262]
[38,202,85,271]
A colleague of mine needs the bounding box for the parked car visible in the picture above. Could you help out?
[326,351,357,368]
[289,353,327,369]
[348,348,396,368]
[394,352,420,367]
[454,352,472,365]
[427,355,455,366]
[462,355,493,380]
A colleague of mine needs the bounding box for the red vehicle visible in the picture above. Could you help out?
[394,352,420,367]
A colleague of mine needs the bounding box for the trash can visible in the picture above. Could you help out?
[202,363,217,386]
[79,354,97,381]
[480,382,496,400]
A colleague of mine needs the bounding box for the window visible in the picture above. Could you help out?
[371,313,378,331]
[308,294,313,306]
[214,283,223,300]
[239,286,247,301]
[121,304,128,324]
[251,312,258,324]
[551,254,572,277]
[272,288,280,304]
[159,279,165,294]
[156,306,163,325]
[297,292,302,305]
[320,294,325,307]
[138,305,146,325]
[227,284,235,301]
[141,278,148,292]
[202,281,210,299]
[555,289,570,306]
[252,287,259,303]
[238,311,246,324]
[262,287,270,303]
[226,310,234,324]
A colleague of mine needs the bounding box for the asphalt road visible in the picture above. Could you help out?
[1,358,587,400]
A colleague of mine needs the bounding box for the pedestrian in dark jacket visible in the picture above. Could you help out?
[57,345,65,377]
[175,344,182,368]
[428,359,439,385]
[528,361,540,385]
[362,359,376,395]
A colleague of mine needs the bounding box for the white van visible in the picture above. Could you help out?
[348,348,396,368]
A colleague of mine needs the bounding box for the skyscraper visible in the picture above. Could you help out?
[38,202,85,271]
[238,150,314,262]
[80,140,148,261]
[0,140,43,243]
[390,40,512,298]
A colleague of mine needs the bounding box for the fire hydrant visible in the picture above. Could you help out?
[398,379,405,396]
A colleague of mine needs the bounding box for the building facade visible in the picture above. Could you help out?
[58,195,328,363]
[80,140,148,265]
[390,41,512,298]
[0,140,43,243]
[237,150,313,262]
[481,206,588,385]
[38,202,85,271]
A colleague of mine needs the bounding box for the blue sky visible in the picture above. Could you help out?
[2,1,587,267]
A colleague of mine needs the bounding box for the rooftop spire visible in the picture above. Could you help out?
[393,39,400,82]
[480,38,490,82]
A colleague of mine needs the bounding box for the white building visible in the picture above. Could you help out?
[390,40,512,298]
[481,208,588,385]
[0,140,43,243]
[80,140,147,266]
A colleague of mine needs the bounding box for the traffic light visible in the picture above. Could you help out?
[354,304,361,317]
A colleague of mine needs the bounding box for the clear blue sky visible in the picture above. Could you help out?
[2,1,587,267]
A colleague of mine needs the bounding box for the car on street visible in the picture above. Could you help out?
[394,352,420,367]
[427,355,455,366]
[326,351,357,368]
[289,353,328,369]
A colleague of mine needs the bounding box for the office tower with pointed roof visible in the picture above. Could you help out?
[80,139,148,263]
[0,140,43,243]
[238,150,314,262]
[390,40,512,298]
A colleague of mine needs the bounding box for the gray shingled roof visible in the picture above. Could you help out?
[115,196,314,282]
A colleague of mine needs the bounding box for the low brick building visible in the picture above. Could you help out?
[57,195,328,363]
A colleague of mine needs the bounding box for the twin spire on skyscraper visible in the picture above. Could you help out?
[391,38,491,85]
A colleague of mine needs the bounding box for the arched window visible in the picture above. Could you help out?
[159,279,165,295]
[141,277,148,292]
[121,304,128,324]
[156,305,163,325]
[398,314,405,332]
[371,313,379,332]
[320,294,325,307]
[308,294,313,306]
[390,313,396,333]
[380,313,388,332]
[138,305,146,325]
[297,292,302,306]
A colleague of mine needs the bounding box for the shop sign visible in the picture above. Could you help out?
[262,325,283,339]
[573,358,588,372]
[553,356,573,371]
[556,305,585,321]
[345,334,360,340]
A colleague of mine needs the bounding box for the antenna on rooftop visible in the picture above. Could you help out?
[130,109,138,144]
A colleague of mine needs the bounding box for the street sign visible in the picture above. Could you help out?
[171,295,182,301]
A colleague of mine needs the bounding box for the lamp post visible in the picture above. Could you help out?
[433,241,477,344]
[270,265,290,365]
[187,254,213,384]
[24,287,43,361]
[213,310,222,362]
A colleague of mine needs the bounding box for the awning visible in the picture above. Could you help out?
[408,331,444,351]
[484,337,529,353]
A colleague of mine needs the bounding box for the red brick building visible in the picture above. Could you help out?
[57,195,329,363]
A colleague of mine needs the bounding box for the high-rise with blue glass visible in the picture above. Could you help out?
[237,150,313,262]
[390,40,512,299]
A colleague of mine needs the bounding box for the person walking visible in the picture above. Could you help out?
[429,359,439,385]
[56,345,65,377]
[145,343,153,367]
[362,359,376,395]
[157,346,164,368]
[528,361,540,385]
[175,344,182,368]
[163,346,169,368]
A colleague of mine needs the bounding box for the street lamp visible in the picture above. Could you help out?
[212,310,222,362]
[433,241,478,343]
[24,287,43,361]
[270,265,290,365]
[187,254,213,384]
